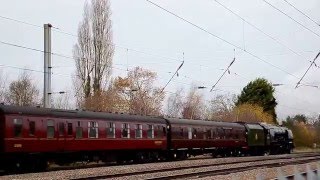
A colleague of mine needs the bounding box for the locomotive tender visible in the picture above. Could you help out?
[0,105,294,172]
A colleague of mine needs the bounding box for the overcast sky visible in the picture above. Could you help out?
[0,0,319,119]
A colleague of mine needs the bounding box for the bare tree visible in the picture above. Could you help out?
[52,91,73,110]
[83,67,165,116]
[72,74,84,108]
[5,71,39,106]
[84,78,125,112]
[123,67,165,116]
[73,0,114,108]
[0,70,7,103]
[166,88,184,118]
[181,86,205,120]
[207,93,236,121]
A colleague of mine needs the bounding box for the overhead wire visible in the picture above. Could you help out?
[0,34,245,91]
[0,39,209,89]
[0,14,183,63]
[0,40,198,89]
[281,0,320,27]
[0,40,84,62]
[1,11,317,84]
[0,19,296,95]
[0,15,42,28]
[213,0,301,57]
[0,60,203,91]
[1,11,317,91]
[261,0,320,38]
[1,48,317,115]
[0,64,44,74]
[0,40,43,53]
[2,13,311,72]
[226,69,320,115]
[1,7,318,116]
[3,29,317,93]
[145,0,305,83]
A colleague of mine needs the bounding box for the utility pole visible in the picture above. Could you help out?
[44,24,52,108]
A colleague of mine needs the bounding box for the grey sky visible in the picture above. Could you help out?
[0,0,319,119]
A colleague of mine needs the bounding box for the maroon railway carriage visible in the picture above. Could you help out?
[0,105,167,171]
[166,118,247,158]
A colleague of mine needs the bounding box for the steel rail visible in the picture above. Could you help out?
[72,153,320,180]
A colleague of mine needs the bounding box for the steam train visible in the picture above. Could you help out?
[0,105,294,172]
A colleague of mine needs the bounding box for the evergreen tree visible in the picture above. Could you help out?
[236,78,277,124]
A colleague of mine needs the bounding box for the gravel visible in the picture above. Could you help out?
[201,161,320,180]
[1,153,318,180]
[106,157,320,180]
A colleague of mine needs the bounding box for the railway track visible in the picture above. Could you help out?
[72,153,320,180]
[0,152,315,175]
[149,156,320,180]
[42,152,320,172]
[1,152,319,179]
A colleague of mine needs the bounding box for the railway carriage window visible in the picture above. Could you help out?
[67,123,73,136]
[29,121,35,136]
[13,119,23,137]
[230,130,234,139]
[225,130,229,139]
[225,129,230,139]
[156,125,164,138]
[88,121,98,138]
[121,123,130,138]
[211,129,215,139]
[107,122,115,138]
[234,130,239,139]
[215,129,218,139]
[76,121,83,139]
[135,124,142,138]
[193,128,197,139]
[206,129,211,139]
[147,125,154,139]
[59,122,65,136]
[47,120,55,138]
[180,128,184,137]
[188,127,192,139]
[202,128,206,139]
[232,130,236,139]
[217,128,224,139]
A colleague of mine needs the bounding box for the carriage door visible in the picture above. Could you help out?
[58,120,66,151]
